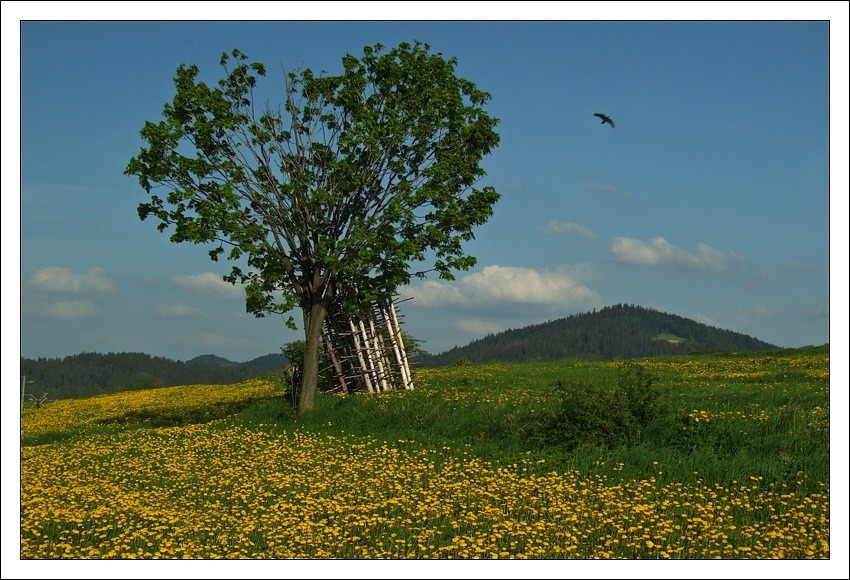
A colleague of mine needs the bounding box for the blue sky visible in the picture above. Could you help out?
[7,7,847,364]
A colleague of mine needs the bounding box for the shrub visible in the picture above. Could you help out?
[543,363,671,449]
[452,356,473,366]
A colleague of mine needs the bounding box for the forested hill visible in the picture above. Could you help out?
[19,352,287,400]
[416,304,780,366]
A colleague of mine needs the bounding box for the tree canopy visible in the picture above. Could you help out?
[126,41,501,413]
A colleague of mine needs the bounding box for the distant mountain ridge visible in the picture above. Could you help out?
[186,353,287,370]
[416,304,779,366]
[20,304,782,397]
[20,352,287,400]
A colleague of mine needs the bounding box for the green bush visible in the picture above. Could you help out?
[452,356,473,366]
[278,340,334,409]
[543,363,671,449]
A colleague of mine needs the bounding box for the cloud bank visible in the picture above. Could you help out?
[30,267,116,294]
[155,302,204,318]
[401,265,600,309]
[453,318,506,336]
[610,236,735,272]
[25,267,114,320]
[172,272,243,298]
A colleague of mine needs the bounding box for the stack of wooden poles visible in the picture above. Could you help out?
[321,297,414,394]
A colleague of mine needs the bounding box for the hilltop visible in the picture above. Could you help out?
[416,304,780,366]
[186,353,287,371]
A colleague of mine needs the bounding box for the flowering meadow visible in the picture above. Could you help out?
[20,349,830,559]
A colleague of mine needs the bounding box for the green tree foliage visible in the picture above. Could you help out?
[418,304,779,366]
[126,42,501,414]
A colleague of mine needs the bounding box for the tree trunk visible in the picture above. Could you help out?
[298,299,328,415]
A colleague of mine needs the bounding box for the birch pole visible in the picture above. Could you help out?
[367,316,392,391]
[322,328,348,393]
[387,301,414,390]
[357,319,383,392]
[349,320,374,393]
[320,295,414,393]
[382,304,412,390]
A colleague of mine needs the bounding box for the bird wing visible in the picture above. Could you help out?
[594,113,614,127]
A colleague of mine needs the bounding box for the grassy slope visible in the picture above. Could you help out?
[22,347,829,489]
[19,347,831,559]
[287,347,830,489]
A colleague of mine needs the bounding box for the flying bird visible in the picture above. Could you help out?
[594,113,615,128]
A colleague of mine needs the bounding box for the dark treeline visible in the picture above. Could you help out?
[19,352,287,401]
[416,304,781,366]
[20,305,785,399]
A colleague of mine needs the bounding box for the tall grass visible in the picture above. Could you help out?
[19,349,830,559]
[289,352,829,491]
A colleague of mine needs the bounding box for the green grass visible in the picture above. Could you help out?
[653,332,687,343]
[20,347,830,559]
[261,350,830,492]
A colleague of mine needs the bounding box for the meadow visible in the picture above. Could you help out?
[19,348,830,560]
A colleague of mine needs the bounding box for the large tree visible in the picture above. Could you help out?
[126,42,500,414]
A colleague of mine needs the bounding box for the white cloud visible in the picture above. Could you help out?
[402,280,468,307]
[610,236,735,272]
[30,267,116,294]
[172,272,243,298]
[156,302,203,318]
[401,265,600,309]
[42,300,99,320]
[544,221,596,239]
[453,318,505,336]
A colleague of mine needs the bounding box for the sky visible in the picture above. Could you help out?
[7,6,848,366]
